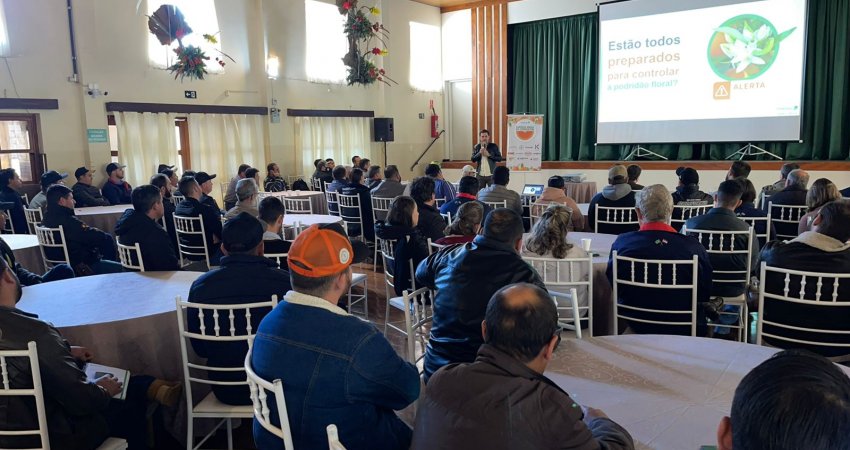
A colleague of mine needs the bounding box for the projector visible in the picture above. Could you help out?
[562,173,586,183]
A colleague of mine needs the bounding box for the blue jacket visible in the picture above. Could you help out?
[439,195,491,220]
[187,254,290,405]
[431,177,456,203]
[606,224,713,335]
[735,202,775,248]
[101,179,132,205]
[252,291,419,450]
[340,182,375,241]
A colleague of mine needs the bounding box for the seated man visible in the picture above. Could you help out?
[370,164,405,201]
[671,167,713,205]
[0,256,179,450]
[425,163,456,204]
[150,173,178,250]
[339,168,375,241]
[764,168,809,238]
[264,162,288,192]
[175,176,223,262]
[188,212,291,405]
[0,207,74,285]
[0,168,27,234]
[252,223,418,450]
[531,175,585,231]
[312,160,333,190]
[716,350,850,450]
[588,165,637,234]
[30,170,68,211]
[224,178,259,220]
[726,160,751,181]
[224,164,250,211]
[409,176,446,242]
[416,209,545,381]
[259,196,291,259]
[606,184,713,336]
[439,175,491,220]
[366,165,383,190]
[72,167,110,207]
[735,178,774,248]
[413,283,635,450]
[627,164,644,191]
[477,166,522,216]
[101,163,132,205]
[758,200,850,358]
[327,165,349,215]
[196,171,222,214]
[42,185,123,276]
[761,162,799,197]
[114,185,180,271]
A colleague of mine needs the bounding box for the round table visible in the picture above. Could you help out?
[546,335,850,450]
[260,190,328,215]
[74,204,130,233]
[3,234,43,273]
[283,214,341,227]
[565,182,598,203]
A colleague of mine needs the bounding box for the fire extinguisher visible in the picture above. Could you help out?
[429,99,439,138]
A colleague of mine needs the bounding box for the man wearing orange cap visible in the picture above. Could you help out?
[251,222,420,450]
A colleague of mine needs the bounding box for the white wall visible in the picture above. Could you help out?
[508,0,618,24]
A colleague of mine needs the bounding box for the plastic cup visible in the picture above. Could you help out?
[581,238,592,252]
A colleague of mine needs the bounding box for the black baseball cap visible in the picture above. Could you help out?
[222,212,264,253]
[74,167,94,179]
[157,164,176,173]
[195,172,216,184]
[40,171,68,188]
[106,162,126,175]
[679,167,700,185]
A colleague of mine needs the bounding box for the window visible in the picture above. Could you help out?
[147,0,223,73]
[0,114,43,183]
[410,22,442,92]
[107,115,190,169]
[304,0,348,84]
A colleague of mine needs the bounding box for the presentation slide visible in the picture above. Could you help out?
[597,0,807,144]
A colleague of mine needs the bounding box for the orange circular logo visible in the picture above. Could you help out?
[515,120,535,141]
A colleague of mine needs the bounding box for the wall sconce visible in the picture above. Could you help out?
[266,56,280,80]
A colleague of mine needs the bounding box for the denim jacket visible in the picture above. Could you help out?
[251,291,420,450]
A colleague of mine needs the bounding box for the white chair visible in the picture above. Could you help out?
[327,424,347,450]
[767,202,808,241]
[426,237,445,255]
[611,251,701,336]
[20,193,29,206]
[435,198,446,208]
[0,341,128,450]
[244,344,295,450]
[757,192,771,210]
[739,216,769,245]
[34,225,71,271]
[348,272,369,319]
[440,211,452,225]
[326,190,340,217]
[524,255,594,338]
[756,263,850,358]
[2,210,15,234]
[24,207,42,234]
[282,197,313,215]
[171,194,185,206]
[396,287,432,366]
[176,296,279,450]
[481,199,507,210]
[265,252,288,268]
[528,202,552,229]
[594,206,639,234]
[671,204,711,230]
[371,196,394,270]
[311,177,323,191]
[173,215,211,269]
[682,226,754,342]
[116,241,145,272]
[336,192,366,242]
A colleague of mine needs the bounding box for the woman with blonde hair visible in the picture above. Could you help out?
[522,204,590,321]
[798,178,841,234]
[435,201,484,245]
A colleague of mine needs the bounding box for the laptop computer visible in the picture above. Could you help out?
[522,184,544,196]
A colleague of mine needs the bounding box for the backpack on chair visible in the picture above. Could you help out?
[292,179,309,191]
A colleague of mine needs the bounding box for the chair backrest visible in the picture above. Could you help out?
[426,237,445,256]
[523,255,594,336]
[20,193,28,206]
[325,190,339,216]
[401,287,432,365]
[379,238,417,297]
[522,195,539,207]
[758,192,771,210]
[767,202,808,241]
[24,208,42,234]
[440,211,451,225]
[34,225,70,270]
[244,343,295,450]
[757,263,850,353]
[0,341,50,450]
[371,196,394,223]
[529,202,549,229]
[172,215,210,268]
[117,241,145,272]
[482,200,507,210]
[2,211,15,234]
[170,194,185,206]
[671,204,712,230]
[220,182,229,197]
[282,197,313,215]
[312,177,323,191]
[336,193,364,239]
[176,296,279,413]
[682,226,754,287]
[327,424,347,450]
[265,253,288,268]
[739,216,769,245]
[611,250,701,336]
[594,206,639,233]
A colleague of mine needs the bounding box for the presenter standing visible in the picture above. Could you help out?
[472,129,502,188]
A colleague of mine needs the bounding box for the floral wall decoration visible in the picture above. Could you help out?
[147,4,234,81]
[336,0,396,86]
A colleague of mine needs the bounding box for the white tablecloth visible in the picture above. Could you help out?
[283,214,341,227]
[546,335,850,450]
[567,232,616,335]
[260,190,328,214]
[3,234,43,273]
[74,205,130,233]
[578,203,589,215]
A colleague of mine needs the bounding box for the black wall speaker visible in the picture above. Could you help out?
[374,117,394,142]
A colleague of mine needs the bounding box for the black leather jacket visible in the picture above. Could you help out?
[0,307,111,450]
[415,235,545,381]
[42,205,115,267]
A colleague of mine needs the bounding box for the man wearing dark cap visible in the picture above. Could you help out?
[672,167,712,205]
[30,170,68,211]
[175,177,223,263]
[195,171,221,213]
[187,212,291,405]
[0,208,74,285]
[587,165,638,234]
[157,164,175,174]
[72,167,109,207]
[114,185,180,271]
[252,222,418,450]
[101,162,132,205]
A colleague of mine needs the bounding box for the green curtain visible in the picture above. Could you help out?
[508,0,850,161]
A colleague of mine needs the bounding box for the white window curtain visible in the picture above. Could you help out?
[293,116,372,177]
[187,113,265,199]
[114,112,178,187]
